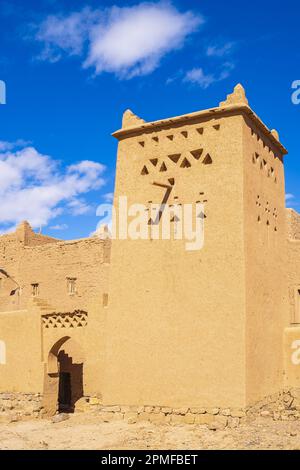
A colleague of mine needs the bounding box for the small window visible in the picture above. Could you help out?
[67,278,76,295]
[31,283,39,297]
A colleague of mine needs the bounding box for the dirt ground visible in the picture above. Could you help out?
[1,413,300,450]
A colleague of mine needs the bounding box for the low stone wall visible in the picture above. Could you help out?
[75,388,300,429]
[0,392,44,422]
[2,389,300,427]
[94,405,241,430]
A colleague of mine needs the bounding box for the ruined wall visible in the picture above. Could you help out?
[19,237,110,312]
[286,209,300,325]
[0,222,110,313]
[283,209,300,389]
[0,223,59,311]
[286,208,300,240]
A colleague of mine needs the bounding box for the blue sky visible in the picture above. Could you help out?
[0,0,299,239]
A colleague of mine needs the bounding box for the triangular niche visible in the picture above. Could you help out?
[202,154,212,165]
[141,165,149,175]
[159,162,167,172]
[180,158,191,168]
[190,149,203,160]
[168,154,181,164]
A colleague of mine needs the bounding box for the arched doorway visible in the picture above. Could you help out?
[57,348,83,412]
[43,337,85,415]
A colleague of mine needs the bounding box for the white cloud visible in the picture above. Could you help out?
[0,139,31,151]
[286,193,295,201]
[177,38,235,89]
[35,7,100,62]
[50,223,68,231]
[0,141,106,233]
[85,3,202,78]
[218,62,235,80]
[183,68,215,89]
[66,198,92,215]
[183,62,235,89]
[34,2,203,78]
[206,42,235,58]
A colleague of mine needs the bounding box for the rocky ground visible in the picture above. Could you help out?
[1,413,300,450]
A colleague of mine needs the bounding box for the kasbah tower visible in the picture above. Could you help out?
[105,83,288,411]
[1,83,300,425]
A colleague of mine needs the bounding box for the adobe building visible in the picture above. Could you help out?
[1,84,300,425]
[0,222,110,415]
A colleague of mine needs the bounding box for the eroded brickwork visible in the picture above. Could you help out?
[286,210,300,325]
[286,209,300,240]
[0,222,110,312]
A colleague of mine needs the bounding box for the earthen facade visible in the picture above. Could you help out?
[1,85,300,425]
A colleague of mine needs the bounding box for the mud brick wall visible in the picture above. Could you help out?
[0,222,110,313]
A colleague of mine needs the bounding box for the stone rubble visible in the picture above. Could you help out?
[1,388,300,429]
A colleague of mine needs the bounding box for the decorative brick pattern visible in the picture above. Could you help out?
[42,311,88,329]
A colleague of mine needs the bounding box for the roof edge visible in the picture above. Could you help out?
[112,103,288,155]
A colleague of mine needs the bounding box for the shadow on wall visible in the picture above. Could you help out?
[58,350,83,413]
[43,336,85,416]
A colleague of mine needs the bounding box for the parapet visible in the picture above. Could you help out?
[113,84,287,157]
